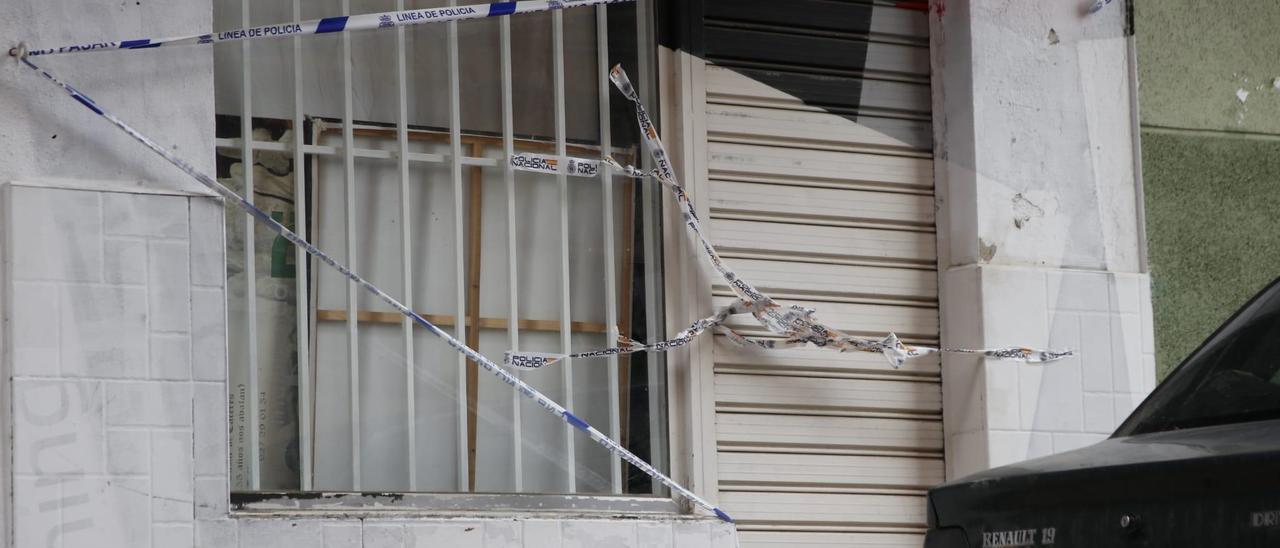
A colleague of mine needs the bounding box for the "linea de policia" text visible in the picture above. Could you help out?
[218,24,304,40]
[397,6,478,21]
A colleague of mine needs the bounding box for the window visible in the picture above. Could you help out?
[211,0,669,504]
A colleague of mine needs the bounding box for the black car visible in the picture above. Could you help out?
[925,278,1280,547]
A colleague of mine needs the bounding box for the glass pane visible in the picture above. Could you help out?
[213,0,667,499]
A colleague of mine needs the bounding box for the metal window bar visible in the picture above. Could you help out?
[447,1,470,494]
[551,9,577,493]
[596,3,623,494]
[240,0,262,492]
[500,15,524,493]
[291,0,314,492]
[394,0,417,492]
[340,0,362,490]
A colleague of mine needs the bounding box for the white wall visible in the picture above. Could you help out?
[930,0,1156,478]
[0,0,216,543]
[0,1,734,546]
[0,1,215,195]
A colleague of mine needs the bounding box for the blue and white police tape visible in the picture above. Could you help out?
[18,0,631,58]
[508,141,1077,368]
[13,55,733,525]
[509,152,607,178]
[497,66,1077,371]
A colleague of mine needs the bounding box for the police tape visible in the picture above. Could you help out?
[14,55,733,525]
[504,66,1075,370]
[506,302,748,368]
[510,152,606,178]
[17,0,630,58]
[508,152,655,180]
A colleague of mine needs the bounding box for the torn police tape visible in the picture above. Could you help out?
[507,302,747,368]
[13,54,733,525]
[502,66,1074,371]
[18,0,628,57]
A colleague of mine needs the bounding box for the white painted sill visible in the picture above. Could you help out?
[229,492,702,522]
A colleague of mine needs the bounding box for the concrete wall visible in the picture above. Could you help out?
[2,0,216,541]
[930,0,1156,478]
[1135,0,1280,378]
[0,1,214,196]
[0,1,735,546]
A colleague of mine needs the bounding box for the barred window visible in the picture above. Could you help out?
[212,0,669,505]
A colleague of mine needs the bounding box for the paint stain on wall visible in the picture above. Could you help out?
[1012,193,1045,229]
[979,239,998,262]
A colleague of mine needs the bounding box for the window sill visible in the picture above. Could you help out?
[230,492,688,521]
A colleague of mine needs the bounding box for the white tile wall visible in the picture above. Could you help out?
[564,521,634,548]
[108,429,150,475]
[637,522,674,548]
[13,379,106,476]
[322,522,363,548]
[104,238,148,285]
[942,264,1157,477]
[11,188,103,283]
[103,193,190,239]
[106,381,194,427]
[59,284,149,378]
[190,518,736,548]
[148,239,193,333]
[11,281,60,376]
[4,183,737,547]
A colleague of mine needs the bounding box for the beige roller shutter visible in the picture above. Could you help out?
[669,2,939,546]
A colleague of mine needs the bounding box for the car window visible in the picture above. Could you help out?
[1116,280,1280,436]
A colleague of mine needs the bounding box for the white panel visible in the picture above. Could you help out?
[740,531,925,548]
[702,65,803,108]
[869,6,929,42]
[706,104,926,153]
[709,219,935,266]
[714,374,941,416]
[864,42,930,78]
[707,141,932,192]
[719,491,926,527]
[852,115,933,152]
[710,259,936,304]
[698,6,939,539]
[709,180,934,228]
[860,80,931,117]
[719,452,943,490]
[703,65,930,116]
[716,414,942,454]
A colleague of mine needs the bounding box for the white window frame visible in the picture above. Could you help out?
[655,46,720,512]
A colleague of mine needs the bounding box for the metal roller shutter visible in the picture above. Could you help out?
[666,1,939,545]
